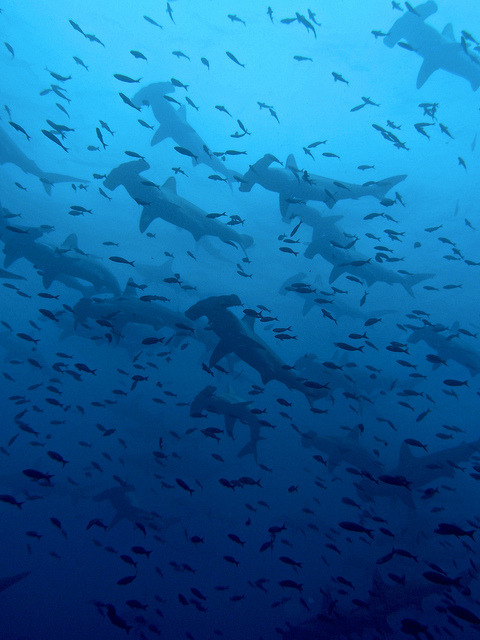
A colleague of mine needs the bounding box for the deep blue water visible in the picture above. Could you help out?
[1,1,480,639]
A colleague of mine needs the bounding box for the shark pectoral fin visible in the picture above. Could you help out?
[210,340,232,367]
[329,265,344,284]
[139,207,156,233]
[417,58,439,88]
[224,415,236,438]
[151,126,168,146]
[3,251,19,269]
[42,271,54,289]
[162,176,177,193]
[279,196,290,220]
[177,104,187,120]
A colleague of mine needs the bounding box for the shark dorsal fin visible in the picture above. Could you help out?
[242,314,256,330]
[61,233,78,251]
[286,154,298,171]
[398,441,415,469]
[162,176,177,193]
[442,23,455,41]
[122,278,138,298]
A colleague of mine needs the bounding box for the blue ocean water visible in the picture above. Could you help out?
[1,1,480,638]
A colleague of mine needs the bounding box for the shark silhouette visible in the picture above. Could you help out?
[356,435,480,508]
[0,123,87,193]
[384,1,480,90]
[282,567,467,639]
[103,158,253,250]
[0,216,121,296]
[185,294,321,402]
[286,202,434,296]
[299,424,385,475]
[190,385,266,461]
[132,81,238,181]
[407,322,480,376]
[73,277,194,339]
[0,571,31,595]
[239,153,407,219]
[93,484,151,528]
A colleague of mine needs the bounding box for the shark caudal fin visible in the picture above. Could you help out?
[372,174,408,200]
[41,172,87,194]
[402,272,435,297]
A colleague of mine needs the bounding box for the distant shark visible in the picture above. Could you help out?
[356,435,480,508]
[0,123,87,193]
[185,294,322,403]
[384,1,480,90]
[0,216,121,296]
[190,385,266,461]
[73,277,194,339]
[299,424,385,475]
[287,202,434,296]
[407,322,480,376]
[103,158,253,250]
[0,571,31,595]
[282,567,466,639]
[278,272,393,319]
[239,153,407,219]
[93,484,151,528]
[132,81,238,181]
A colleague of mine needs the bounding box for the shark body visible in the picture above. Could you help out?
[133,82,239,181]
[384,1,480,90]
[104,159,253,249]
[239,153,407,219]
[0,123,87,193]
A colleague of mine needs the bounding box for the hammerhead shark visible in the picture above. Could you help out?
[286,202,434,296]
[190,385,265,461]
[299,424,385,475]
[93,484,151,528]
[132,81,238,181]
[356,434,480,508]
[0,215,121,296]
[239,153,407,219]
[103,159,253,250]
[283,567,467,639]
[407,322,480,376]
[185,294,322,402]
[73,277,194,339]
[384,1,480,90]
[0,123,87,193]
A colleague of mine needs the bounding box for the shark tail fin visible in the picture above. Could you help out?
[402,272,435,297]
[41,172,86,194]
[372,174,408,199]
[238,436,265,461]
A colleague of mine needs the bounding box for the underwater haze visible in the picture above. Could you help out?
[2,1,480,638]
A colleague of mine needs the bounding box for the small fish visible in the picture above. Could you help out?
[226,51,245,67]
